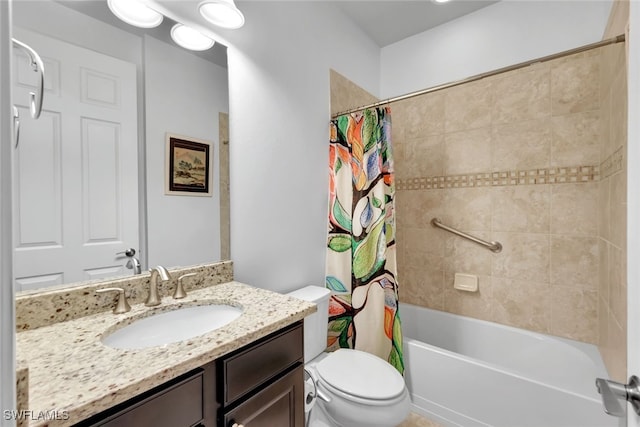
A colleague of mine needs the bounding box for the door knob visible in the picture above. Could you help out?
[116,248,136,257]
[596,375,640,417]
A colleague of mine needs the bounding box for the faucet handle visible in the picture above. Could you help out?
[96,287,132,314]
[174,273,196,299]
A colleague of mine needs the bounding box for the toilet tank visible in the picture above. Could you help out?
[287,285,331,362]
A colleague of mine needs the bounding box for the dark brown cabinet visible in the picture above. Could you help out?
[218,322,304,427]
[93,371,205,427]
[74,321,304,427]
[74,363,216,427]
[222,365,304,427]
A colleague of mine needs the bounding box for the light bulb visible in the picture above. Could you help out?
[199,0,245,29]
[107,0,163,28]
[170,24,215,51]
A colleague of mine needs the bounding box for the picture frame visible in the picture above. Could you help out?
[165,133,213,196]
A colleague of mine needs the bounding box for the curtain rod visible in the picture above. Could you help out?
[332,34,626,119]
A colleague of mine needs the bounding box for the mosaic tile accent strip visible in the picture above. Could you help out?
[397,165,600,191]
[600,146,624,179]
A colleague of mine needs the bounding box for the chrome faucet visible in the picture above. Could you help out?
[127,257,142,275]
[117,248,142,275]
[145,266,171,306]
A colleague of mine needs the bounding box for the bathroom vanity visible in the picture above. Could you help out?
[15,274,314,427]
[75,322,304,427]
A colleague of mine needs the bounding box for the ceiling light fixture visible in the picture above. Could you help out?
[170,24,215,51]
[432,0,452,3]
[107,0,163,28]
[199,0,245,29]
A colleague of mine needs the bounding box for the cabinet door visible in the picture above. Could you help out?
[222,365,304,427]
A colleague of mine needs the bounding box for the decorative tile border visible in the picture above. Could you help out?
[600,146,624,179]
[397,165,599,191]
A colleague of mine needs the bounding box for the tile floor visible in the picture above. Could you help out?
[398,412,443,427]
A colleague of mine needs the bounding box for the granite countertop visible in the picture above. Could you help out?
[16,281,315,427]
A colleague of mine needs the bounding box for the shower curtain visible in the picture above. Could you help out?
[326,107,404,374]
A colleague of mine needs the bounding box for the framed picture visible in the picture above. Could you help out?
[165,133,213,196]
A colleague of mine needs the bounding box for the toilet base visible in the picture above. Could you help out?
[306,404,334,427]
[307,401,410,427]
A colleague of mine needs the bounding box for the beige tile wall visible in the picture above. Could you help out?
[327,45,628,378]
[597,42,627,381]
[603,0,629,39]
[330,69,378,117]
[394,46,625,345]
[219,112,230,260]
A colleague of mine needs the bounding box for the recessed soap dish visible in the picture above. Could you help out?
[453,273,478,292]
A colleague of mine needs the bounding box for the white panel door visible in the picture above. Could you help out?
[12,28,138,290]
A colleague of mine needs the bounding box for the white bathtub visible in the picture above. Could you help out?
[400,303,616,427]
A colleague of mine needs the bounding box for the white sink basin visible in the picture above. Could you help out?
[102,304,243,350]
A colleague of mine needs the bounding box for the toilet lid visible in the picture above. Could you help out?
[316,349,405,400]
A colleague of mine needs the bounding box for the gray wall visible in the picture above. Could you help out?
[144,35,228,268]
[224,1,381,292]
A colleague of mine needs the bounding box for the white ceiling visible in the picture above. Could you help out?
[56,0,501,68]
[56,1,229,67]
[156,0,501,51]
[331,1,499,47]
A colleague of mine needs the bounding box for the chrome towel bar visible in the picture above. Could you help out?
[431,218,502,253]
[11,38,45,149]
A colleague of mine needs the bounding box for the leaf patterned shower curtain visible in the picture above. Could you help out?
[326,107,403,374]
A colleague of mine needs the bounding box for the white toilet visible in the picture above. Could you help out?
[288,286,411,427]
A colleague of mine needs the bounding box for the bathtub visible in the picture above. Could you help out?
[400,303,616,427]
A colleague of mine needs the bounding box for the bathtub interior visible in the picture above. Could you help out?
[399,303,616,427]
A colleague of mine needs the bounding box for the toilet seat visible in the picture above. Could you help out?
[315,349,405,401]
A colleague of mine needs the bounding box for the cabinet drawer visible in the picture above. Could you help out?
[222,322,303,405]
[223,365,304,427]
[96,371,203,427]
